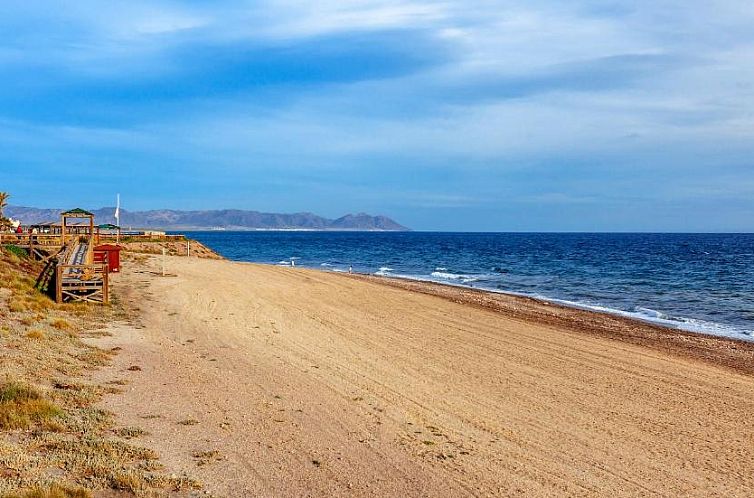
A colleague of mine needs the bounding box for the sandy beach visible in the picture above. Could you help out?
[92,255,754,497]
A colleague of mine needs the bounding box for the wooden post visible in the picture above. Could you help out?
[103,266,109,304]
[61,214,66,246]
[162,248,166,277]
[55,265,62,303]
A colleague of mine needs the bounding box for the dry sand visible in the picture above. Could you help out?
[91,255,754,497]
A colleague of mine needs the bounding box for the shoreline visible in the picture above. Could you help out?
[350,271,754,376]
[175,231,753,344]
[216,255,754,346]
[361,270,753,341]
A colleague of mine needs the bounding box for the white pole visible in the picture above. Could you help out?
[186,240,190,257]
[115,193,120,245]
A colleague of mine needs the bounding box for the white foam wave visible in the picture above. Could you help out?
[523,296,754,342]
[371,271,754,342]
[375,267,394,276]
[430,271,484,283]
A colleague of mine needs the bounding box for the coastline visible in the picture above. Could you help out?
[363,270,754,342]
[91,254,754,497]
[353,272,754,375]
[180,231,754,343]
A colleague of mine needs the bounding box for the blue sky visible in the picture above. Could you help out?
[1,1,754,231]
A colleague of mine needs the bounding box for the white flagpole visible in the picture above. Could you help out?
[115,194,120,244]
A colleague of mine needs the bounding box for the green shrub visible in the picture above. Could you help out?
[2,244,28,259]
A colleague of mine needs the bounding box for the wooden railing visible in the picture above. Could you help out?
[55,263,109,303]
[2,232,186,247]
[0,233,63,248]
[98,233,185,243]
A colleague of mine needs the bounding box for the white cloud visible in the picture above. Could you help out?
[257,0,450,39]
[4,1,754,170]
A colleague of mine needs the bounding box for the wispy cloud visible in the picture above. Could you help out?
[2,1,754,230]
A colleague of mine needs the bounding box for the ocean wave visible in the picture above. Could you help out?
[634,307,671,320]
[430,271,486,283]
[345,265,753,340]
[523,296,754,342]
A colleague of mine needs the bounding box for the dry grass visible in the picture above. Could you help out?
[0,246,200,497]
[1,483,92,498]
[8,301,27,313]
[49,319,71,331]
[0,382,61,430]
[114,426,147,439]
[192,450,223,467]
[25,329,45,340]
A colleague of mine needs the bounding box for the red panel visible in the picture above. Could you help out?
[94,245,122,273]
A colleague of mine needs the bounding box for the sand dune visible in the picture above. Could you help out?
[93,256,754,497]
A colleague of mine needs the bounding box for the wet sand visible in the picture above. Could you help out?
[93,255,754,497]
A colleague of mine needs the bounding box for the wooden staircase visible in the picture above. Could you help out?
[53,239,109,304]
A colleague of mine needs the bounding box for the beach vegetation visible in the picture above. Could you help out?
[114,426,147,439]
[25,329,45,340]
[0,246,200,496]
[192,450,222,466]
[8,301,27,313]
[1,483,92,498]
[2,244,28,260]
[0,381,61,430]
[50,319,71,331]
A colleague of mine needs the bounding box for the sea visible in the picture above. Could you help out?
[180,231,754,342]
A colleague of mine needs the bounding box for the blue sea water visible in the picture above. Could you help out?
[181,231,754,341]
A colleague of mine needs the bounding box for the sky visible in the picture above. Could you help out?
[1,1,754,231]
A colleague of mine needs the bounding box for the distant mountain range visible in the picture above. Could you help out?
[6,206,409,231]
